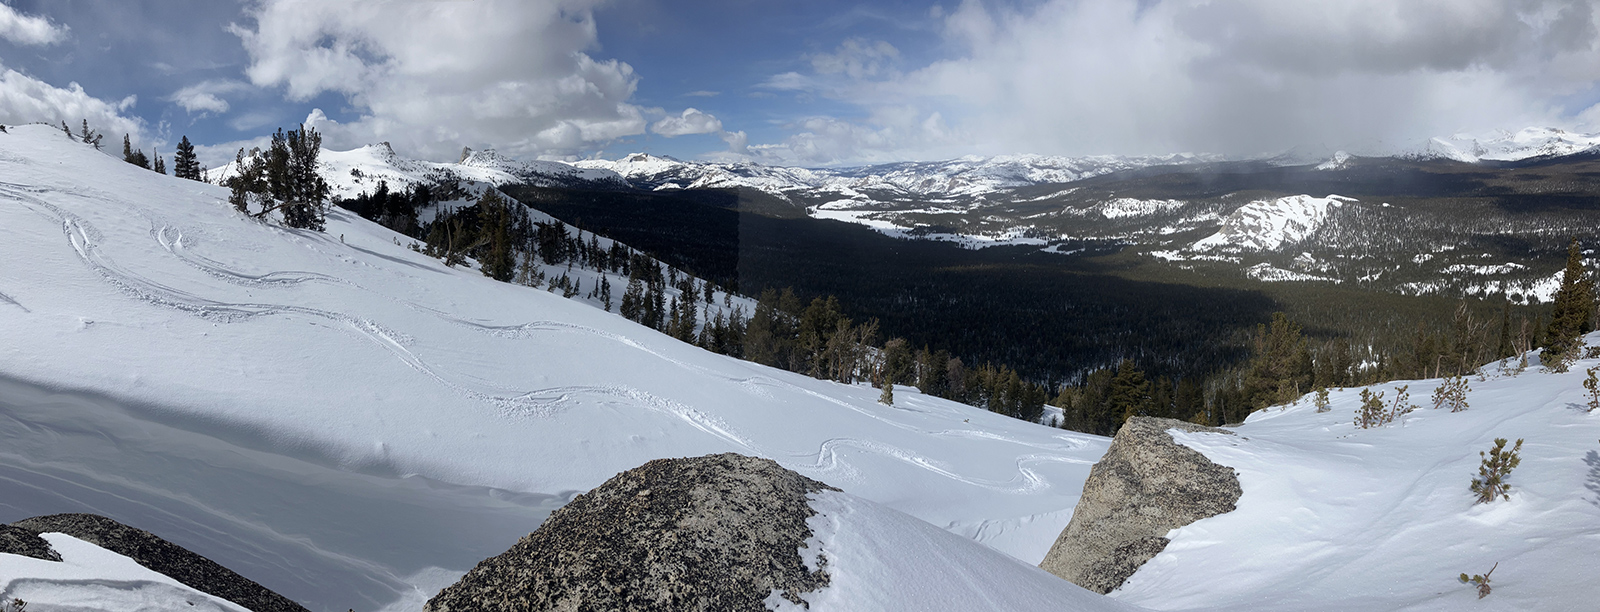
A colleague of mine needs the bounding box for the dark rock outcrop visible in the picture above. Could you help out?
[426,453,838,612]
[0,523,61,561]
[9,513,309,612]
[1039,417,1242,594]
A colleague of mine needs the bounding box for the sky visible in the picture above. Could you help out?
[1,0,1599,169]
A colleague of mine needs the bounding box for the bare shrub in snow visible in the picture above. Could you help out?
[1431,376,1470,412]
[1471,438,1523,504]
[1459,562,1497,599]
[1,598,26,612]
[1585,366,1600,413]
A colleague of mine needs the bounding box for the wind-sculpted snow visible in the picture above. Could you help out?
[0,125,1107,611]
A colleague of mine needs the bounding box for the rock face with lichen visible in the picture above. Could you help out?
[5,513,310,612]
[426,453,838,612]
[1039,417,1242,594]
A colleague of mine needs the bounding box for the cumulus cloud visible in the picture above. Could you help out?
[0,4,67,46]
[0,65,145,145]
[230,0,646,160]
[169,80,250,115]
[650,108,723,137]
[758,0,1600,160]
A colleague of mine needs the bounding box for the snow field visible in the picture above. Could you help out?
[0,124,1106,610]
[1119,348,1600,611]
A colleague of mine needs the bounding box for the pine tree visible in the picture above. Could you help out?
[173,136,200,180]
[879,380,894,406]
[154,154,166,175]
[1542,237,1594,366]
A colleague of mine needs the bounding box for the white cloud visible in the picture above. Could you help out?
[0,4,67,46]
[651,108,723,137]
[811,38,899,80]
[229,0,647,161]
[169,80,251,115]
[0,65,145,146]
[756,0,1600,160]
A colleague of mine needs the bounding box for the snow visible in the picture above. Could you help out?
[6,123,1600,612]
[1192,195,1353,252]
[1097,198,1185,219]
[0,124,1105,610]
[1113,346,1600,611]
[1315,151,1353,171]
[0,533,253,611]
[1244,262,1338,283]
[770,490,1145,612]
[1410,127,1600,163]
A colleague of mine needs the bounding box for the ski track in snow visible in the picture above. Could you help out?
[6,177,1089,516]
[5,182,771,451]
[798,437,1092,493]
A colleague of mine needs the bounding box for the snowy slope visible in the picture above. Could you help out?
[1192,195,1352,252]
[576,152,1215,201]
[0,125,1107,610]
[206,142,625,201]
[1115,347,1600,612]
[1408,127,1600,163]
[0,533,254,612]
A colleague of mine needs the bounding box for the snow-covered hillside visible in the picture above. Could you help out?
[1409,127,1600,163]
[206,141,625,201]
[0,125,1106,610]
[1192,195,1353,252]
[575,152,1215,201]
[1114,349,1600,612]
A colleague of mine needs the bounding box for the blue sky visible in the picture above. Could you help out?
[2,0,1599,168]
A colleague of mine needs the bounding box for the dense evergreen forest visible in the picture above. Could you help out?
[503,184,1274,385]
[504,183,1575,435]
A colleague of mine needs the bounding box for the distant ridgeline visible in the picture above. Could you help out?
[284,134,1588,437]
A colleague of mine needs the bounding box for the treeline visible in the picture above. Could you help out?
[703,288,1053,423]
[56,120,204,180]
[1058,238,1597,434]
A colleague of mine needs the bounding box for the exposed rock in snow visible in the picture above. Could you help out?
[0,523,61,561]
[1039,417,1241,594]
[9,513,309,612]
[1192,195,1352,252]
[426,453,837,612]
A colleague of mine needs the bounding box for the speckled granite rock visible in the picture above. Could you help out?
[9,513,309,612]
[426,453,838,612]
[1039,417,1241,593]
[0,523,61,561]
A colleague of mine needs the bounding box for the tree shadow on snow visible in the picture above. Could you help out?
[1584,449,1600,508]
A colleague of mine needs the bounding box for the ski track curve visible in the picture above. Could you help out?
[8,182,1087,495]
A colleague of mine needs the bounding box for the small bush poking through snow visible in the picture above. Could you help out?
[1585,366,1600,413]
[1432,376,1470,412]
[1313,387,1330,413]
[1459,562,1497,599]
[1356,389,1388,428]
[2,598,26,612]
[1471,438,1523,504]
[1355,385,1417,428]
